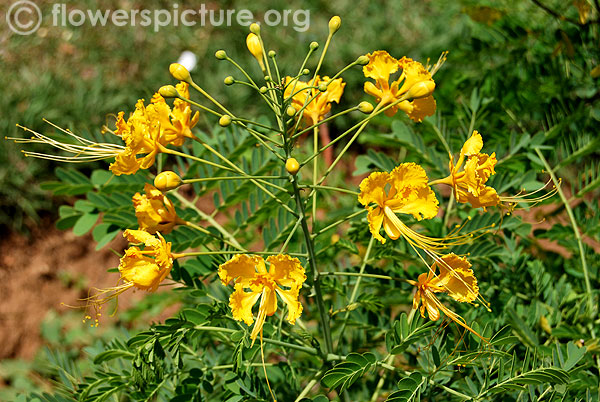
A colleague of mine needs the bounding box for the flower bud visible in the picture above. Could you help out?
[219,115,232,127]
[169,63,191,82]
[285,158,300,175]
[215,50,227,60]
[154,171,183,192]
[268,50,276,58]
[356,55,369,65]
[302,68,310,75]
[259,86,267,94]
[328,16,341,34]
[286,106,297,117]
[309,41,319,51]
[250,23,260,34]
[159,85,178,98]
[246,33,263,64]
[358,101,374,114]
[224,76,235,85]
[318,83,328,92]
[407,81,436,99]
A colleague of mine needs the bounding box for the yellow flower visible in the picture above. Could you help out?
[408,253,487,342]
[118,229,174,292]
[435,131,500,209]
[75,229,174,325]
[148,82,200,146]
[431,131,557,210]
[358,163,439,245]
[363,51,436,121]
[133,183,180,234]
[219,254,306,343]
[284,75,345,125]
[109,99,166,175]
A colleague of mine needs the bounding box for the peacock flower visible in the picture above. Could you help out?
[430,131,558,211]
[78,229,174,325]
[109,98,166,175]
[148,82,200,146]
[219,254,306,344]
[363,51,436,121]
[133,183,180,234]
[408,253,487,342]
[358,163,439,245]
[284,75,345,125]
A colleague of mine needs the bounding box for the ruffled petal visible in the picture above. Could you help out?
[358,171,390,207]
[218,254,261,285]
[389,185,439,220]
[389,162,429,191]
[363,51,399,82]
[431,254,478,303]
[229,284,261,326]
[266,255,306,289]
[406,96,436,122]
[124,229,157,245]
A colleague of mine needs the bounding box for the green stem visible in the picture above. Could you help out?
[335,237,375,351]
[300,184,359,195]
[171,191,243,250]
[291,177,334,355]
[534,148,595,319]
[294,369,324,402]
[178,250,307,257]
[183,175,286,183]
[311,209,366,239]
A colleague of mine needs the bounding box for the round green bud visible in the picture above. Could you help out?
[302,68,310,75]
[250,23,260,34]
[268,50,276,58]
[285,158,300,175]
[219,115,232,127]
[286,106,297,117]
[215,50,227,60]
[259,86,267,94]
[309,41,319,50]
[358,101,374,114]
[264,76,271,82]
[356,55,369,65]
[318,83,328,92]
[158,85,178,98]
[224,76,235,85]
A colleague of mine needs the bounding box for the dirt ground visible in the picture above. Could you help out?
[0,223,129,360]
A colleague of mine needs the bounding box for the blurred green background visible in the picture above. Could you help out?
[1,0,598,399]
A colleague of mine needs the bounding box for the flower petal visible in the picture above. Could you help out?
[266,255,306,289]
[432,254,479,303]
[389,162,429,190]
[406,96,436,122]
[358,171,390,207]
[229,284,261,326]
[461,131,483,157]
[367,206,386,244]
[218,254,261,285]
[363,51,399,82]
[276,287,303,324]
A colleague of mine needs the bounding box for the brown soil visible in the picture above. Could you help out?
[0,223,128,360]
